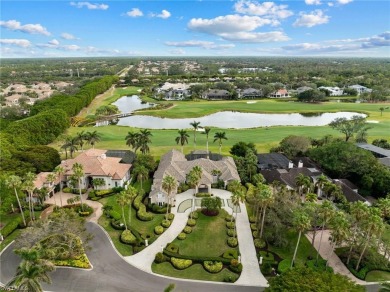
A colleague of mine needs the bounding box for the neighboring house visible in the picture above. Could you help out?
[356,143,390,158]
[333,179,370,205]
[318,86,343,96]
[379,157,390,168]
[30,172,60,203]
[295,86,313,95]
[269,89,290,98]
[257,153,291,171]
[149,150,240,205]
[203,89,232,100]
[239,88,263,99]
[59,149,133,190]
[164,89,191,100]
[348,84,372,95]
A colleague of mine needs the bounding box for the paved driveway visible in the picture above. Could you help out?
[1,223,263,292]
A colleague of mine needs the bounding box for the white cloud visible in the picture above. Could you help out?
[62,45,81,51]
[70,2,108,10]
[48,39,60,46]
[360,31,390,48]
[126,8,143,17]
[151,9,171,19]
[169,49,186,55]
[0,20,50,36]
[165,40,235,50]
[337,0,353,4]
[61,32,78,40]
[0,39,31,48]
[234,1,293,19]
[293,10,330,27]
[188,14,289,43]
[327,2,334,6]
[305,0,322,5]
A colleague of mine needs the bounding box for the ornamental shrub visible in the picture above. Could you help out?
[227,237,238,247]
[249,216,256,223]
[203,261,223,273]
[190,211,199,219]
[120,230,137,245]
[154,225,164,235]
[259,250,274,261]
[154,252,166,263]
[109,210,121,220]
[161,220,171,228]
[229,263,243,273]
[187,219,196,226]
[171,257,192,270]
[63,187,72,193]
[0,218,20,238]
[278,259,292,273]
[177,232,187,240]
[111,220,125,230]
[227,229,235,237]
[137,204,153,221]
[183,226,192,234]
[254,238,266,249]
[222,249,238,259]
[230,259,239,267]
[166,243,179,253]
[226,222,235,229]
[252,231,259,238]
[225,215,235,222]
[167,213,175,220]
[250,224,258,231]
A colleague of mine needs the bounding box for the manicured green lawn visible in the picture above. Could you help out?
[0,229,21,252]
[365,270,390,282]
[152,262,239,282]
[171,209,234,257]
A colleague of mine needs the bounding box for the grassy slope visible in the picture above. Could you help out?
[365,270,390,282]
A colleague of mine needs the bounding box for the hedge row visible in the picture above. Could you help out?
[163,249,232,265]
[0,218,21,238]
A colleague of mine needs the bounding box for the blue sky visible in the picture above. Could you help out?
[1,0,389,58]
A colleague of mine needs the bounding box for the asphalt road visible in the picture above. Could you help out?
[1,223,263,292]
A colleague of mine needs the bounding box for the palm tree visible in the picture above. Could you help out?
[213,131,227,155]
[76,131,87,152]
[231,185,246,238]
[190,121,201,149]
[67,137,79,158]
[117,191,130,230]
[60,137,70,159]
[46,173,57,206]
[323,182,343,201]
[316,200,335,264]
[355,209,384,271]
[23,172,36,222]
[291,211,311,268]
[54,165,65,207]
[257,183,274,239]
[133,165,149,191]
[162,175,178,219]
[305,193,317,202]
[125,131,140,153]
[138,129,153,154]
[315,174,328,198]
[295,173,310,197]
[86,130,101,149]
[6,175,26,227]
[203,127,211,155]
[126,186,138,228]
[72,162,85,211]
[175,129,189,153]
[326,211,350,267]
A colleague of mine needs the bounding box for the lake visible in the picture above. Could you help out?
[106,95,366,129]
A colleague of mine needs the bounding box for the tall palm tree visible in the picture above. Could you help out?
[347,201,369,265]
[231,185,246,238]
[305,192,317,203]
[72,162,85,211]
[54,165,65,207]
[295,173,310,197]
[315,174,328,198]
[257,183,274,239]
[46,173,57,206]
[23,172,36,222]
[125,131,140,153]
[316,200,335,264]
[203,127,211,155]
[126,186,138,228]
[61,137,70,159]
[138,129,153,154]
[213,131,227,155]
[6,175,26,227]
[175,129,189,153]
[67,137,79,158]
[86,130,101,149]
[326,211,350,267]
[227,180,242,221]
[291,211,311,268]
[76,131,86,152]
[355,209,384,271]
[117,191,130,230]
[133,165,149,191]
[190,121,201,150]
[162,175,178,219]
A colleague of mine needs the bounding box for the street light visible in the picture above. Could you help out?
[259,256,263,265]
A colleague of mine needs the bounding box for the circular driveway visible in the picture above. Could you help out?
[1,222,263,292]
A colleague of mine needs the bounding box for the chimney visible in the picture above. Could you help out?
[101,154,106,160]
[288,161,294,169]
[298,160,303,168]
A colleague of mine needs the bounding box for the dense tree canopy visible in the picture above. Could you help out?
[230,141,257,157]
[271,135,311,159]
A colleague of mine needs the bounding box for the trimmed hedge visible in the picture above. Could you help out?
[155,252,167,263]
[120,230,137,245]
[259,250,274,262]
[154,225,164,235]
[227,237,238,247]
[183,226,192,234]
[167,213,175,220]
[227,229,234,237]
[0,218,21,238]
[171,257,192,270]
[278,259,292,273]
[229,263,243,273]
[111,220,125,230]
[109,210,121,221]
[54,254,91,269]
[254,238,266,249]
[203,261,223,273]
[163,249,232,265]
[187,219,196,226]
[137,204,153,221]
[225,215,235,222]
[177,232,187,240]
[222,249,238,259]
[161,220,171,228]
[190,211,199,219]
[63,187,72,193]
[226,222,235,229]
[166,243,179,253]
[250,224,258,231]
[249,216,256,223]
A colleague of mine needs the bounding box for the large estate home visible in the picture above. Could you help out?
[238,88,263,99]
[348,84,372,95]
[149,150,240,205]
[269,89,290,98]
[60,149,133,190]
[203,89,232,100]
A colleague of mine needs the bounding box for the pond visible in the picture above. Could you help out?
[104,95,366,129]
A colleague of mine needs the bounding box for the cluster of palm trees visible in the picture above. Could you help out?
[175,121,227,154]
[61,130,101,158]
[116,186,138,230]
[125,129,153,154]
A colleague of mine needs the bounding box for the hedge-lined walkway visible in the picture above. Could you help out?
[125,189,268,287]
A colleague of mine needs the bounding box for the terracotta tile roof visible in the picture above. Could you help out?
[33,172,59,189]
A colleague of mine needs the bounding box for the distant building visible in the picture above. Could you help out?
[296,86,313,95]
[269,89,290,98]
[257,153,290,170]
[318,86,343,96]
[203,89,232,100]
[356,143,390,158]
[239,88,263,99]
[348,84,372,95]
[333,179,370,205]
